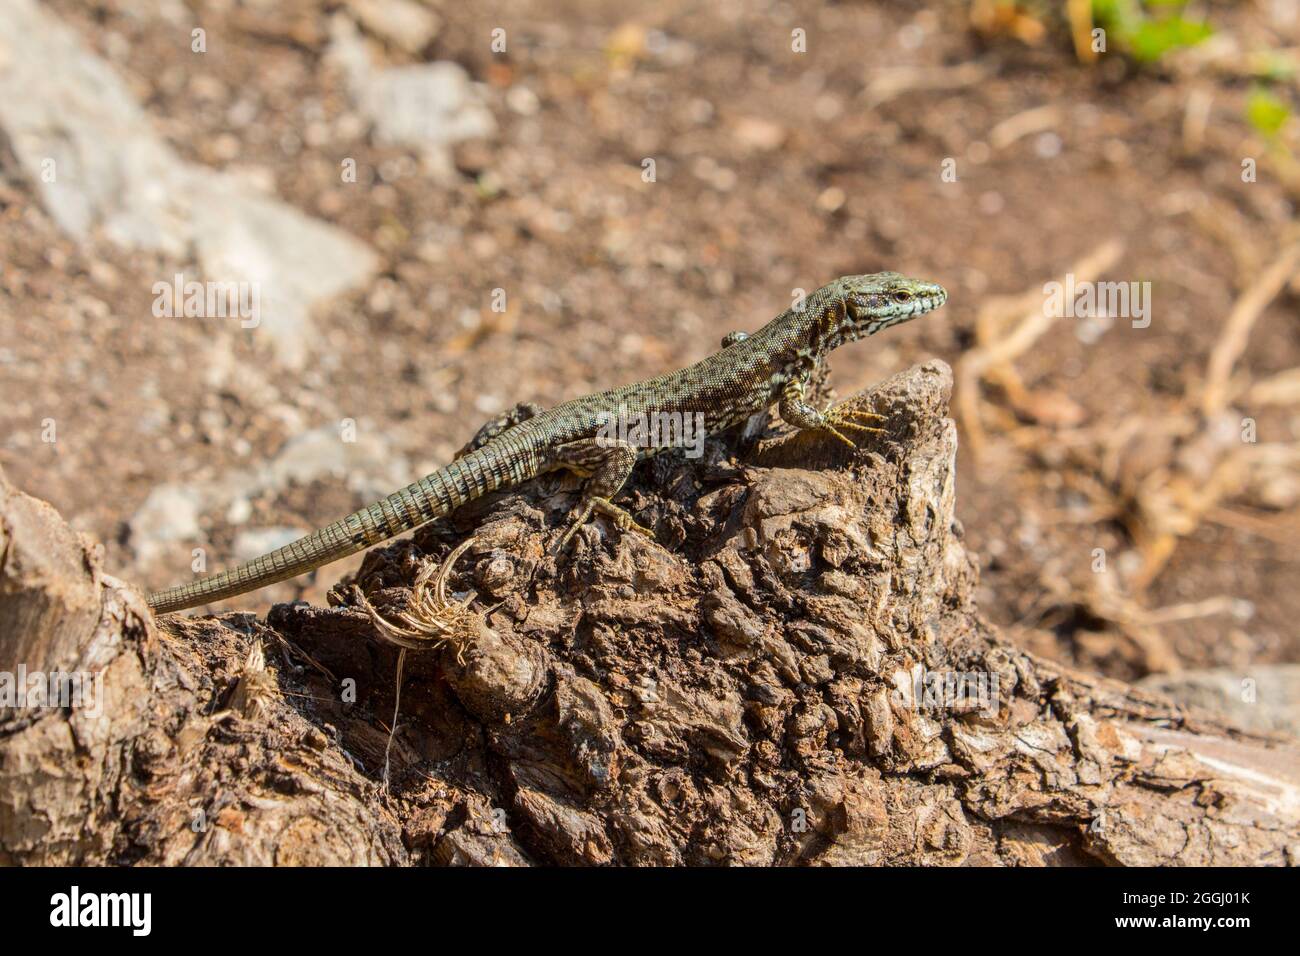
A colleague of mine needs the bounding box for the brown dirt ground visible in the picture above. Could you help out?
[1,0,1297,683]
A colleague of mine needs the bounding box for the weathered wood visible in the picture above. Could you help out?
[2,364,1296,865]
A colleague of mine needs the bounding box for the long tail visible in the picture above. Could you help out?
[147,443,529,614]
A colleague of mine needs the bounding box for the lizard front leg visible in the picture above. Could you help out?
[454,401,544,459]
[778,376,885,449]
[541,438,652,550]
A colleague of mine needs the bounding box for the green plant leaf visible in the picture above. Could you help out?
[1246,87,1292,138]
[1126,17,1213,62]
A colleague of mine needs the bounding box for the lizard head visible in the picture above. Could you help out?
[841,272,947,336]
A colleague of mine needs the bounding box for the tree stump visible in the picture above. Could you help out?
[2,362,1296,865]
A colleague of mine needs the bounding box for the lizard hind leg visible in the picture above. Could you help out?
[454,401,545,459]
[542,437,652,550]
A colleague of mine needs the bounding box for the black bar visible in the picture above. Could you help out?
[0,866,1280,941]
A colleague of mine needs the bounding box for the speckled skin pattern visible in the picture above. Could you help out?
[148,273,947,612]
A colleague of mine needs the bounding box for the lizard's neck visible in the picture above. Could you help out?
[750,291,855,375]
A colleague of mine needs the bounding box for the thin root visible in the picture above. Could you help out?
[352,536,481,655]
[352,537,482,791]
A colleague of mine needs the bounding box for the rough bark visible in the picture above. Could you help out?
[1,362,1296,866]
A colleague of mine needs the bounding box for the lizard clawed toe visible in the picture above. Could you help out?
[555,501,595,552]
[614,514,654,537]
[831,420,887,435]
[821,405,889,443]
[820,424,860,448]
[555,496,651,551]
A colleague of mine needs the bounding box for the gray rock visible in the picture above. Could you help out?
[1140,666,1300,737]
[128,486,204,566]
[0,0,378,368]
[232,527,308,562]
[328,14,494,177]
[128,426,410,567]
[347,0,440,53]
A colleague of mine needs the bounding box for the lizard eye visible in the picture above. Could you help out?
[891,291,913,304]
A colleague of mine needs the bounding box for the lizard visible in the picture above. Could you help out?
[147,272,947,613]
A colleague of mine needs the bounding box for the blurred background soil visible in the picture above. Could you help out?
[1,0,1297,686]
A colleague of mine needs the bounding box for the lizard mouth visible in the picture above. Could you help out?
[900,288,947,317]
